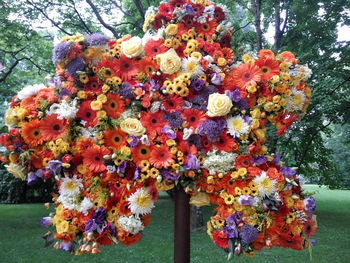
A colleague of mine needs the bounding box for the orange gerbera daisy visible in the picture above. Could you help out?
[233,63,262,88]
[221,47,234,62]
[196,20,217,38]
[132,144,153,165]
[149,145,174,169]
[104,129,127,150]
[103,93,125,119]
[72,138,95,154]
[139,57,159,77]
[76,100,98,127]
[82,146,110,173]
[258,49,275,60]
[36,88,57,103]
[41,114,68,141]
[182,109,206,129]
[255,58,280,81]
[144,39,168,58]
[22,119,43,147]
[303,218,317,236]
[116,55,139,81]
[20,97,40,112]
[141,111,166,134]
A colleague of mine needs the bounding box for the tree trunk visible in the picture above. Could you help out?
[251,0,263,50]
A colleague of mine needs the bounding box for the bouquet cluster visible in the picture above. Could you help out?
[0,0,316,258]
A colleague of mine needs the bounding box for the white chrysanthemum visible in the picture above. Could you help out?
[226,115,250,137]
[181,57,204,76]
[17,84,46,100]
[78,197,93,215]
[59,175,83,197]
[118,215,144,234]
[253,172,277,198]
[57,194,80,210]
[127,188,154,216]
[286,87,306,112]
[46,99,78,120]
[203,150,237,175]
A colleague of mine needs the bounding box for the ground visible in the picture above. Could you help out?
[0,185,349,263]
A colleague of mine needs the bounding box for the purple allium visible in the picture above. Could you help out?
[223,226,238,239]
[280,166,296,177]
[164,111,183,128]
[211,73,222,85]
[183,154,200,170]
[253,156,268,166]
[118,82,135,99]
[48,160,62,175]
[202,85,218,95]
[52,42,70,63]
[161,126,177,139]
[129,135,139,148]
[238,195,254,206]
[161,169,180,180]
[198,119,225,142]
[66,57,85,78]
[87,33,110,46]
[60,241,73,252]
[239,225,258,244]
[190,78,205,91]
[40,216,53,227]
[304,196,316,214]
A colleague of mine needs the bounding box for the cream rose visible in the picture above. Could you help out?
[121,36,143,58]
[206,93,233,117]
[120,118,146,136]
[157,48,181,75]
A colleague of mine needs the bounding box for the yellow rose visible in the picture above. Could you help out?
[90,100,102,111]
[157,48,181,75]
[120,118,146,136]
[165,24,178,36]
[121,36,143,58]
[189,192,210,207]
[206,93,233,117]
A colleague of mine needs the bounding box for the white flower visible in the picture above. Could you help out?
[46,99,78,119]
[183,128,193,140]
[253,172,277,198]
[57,194,80,210]
[226,115,250,137]
[78,197,93,215]
[118,215,144,234]
[203,150,237,175]
[127,188,154,216]
[17,84,46,100]
[59,175,83,197]
[182,57,204,77]
[286,87,306,112]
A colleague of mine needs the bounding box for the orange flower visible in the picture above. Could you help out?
[22,119,43,147]
[139,57,159,77]
[214,133,238,152]
[20,97,40,112]
[149,145,174,169]
[279,51,297,63]
[144,39,167,58]
[82,146,110,173]
[76,100,98,127]
[36,88,57,103]
[267,167,284,181]
[72,138,96,154]
[258,49,275,60]
[117,229,141,246]
[141,111,166,134]
[221,47,234,61]
[104,129,127,150]
[233,63,262,88]
[255,58,280,81]
[41,114,68,141]
[212,230,229,249]
[303,218,317,236]
[116,55,139,81]
[132,144,153,165]
[103,93,125,119]
[196,20,217,38]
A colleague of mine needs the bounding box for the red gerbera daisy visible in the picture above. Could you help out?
[141,111,166,134]
[149,145,174,169]
[221,47,234,62]
[177,141,197,161]
[303,218,317,236]
[235,155,254,169]
[169,0,185,8]
[21,119,43,147]
[182,109,206,129]
[132,144,153,165]
[77,100,98,127]
[84,76,103,94]
[72,138,95,154]
[214,133,238,152]
[144,39,168,58]
[116,55,139,81]
[233,63,262,88]
[82,146,110,173]
[182,15,196,29]
[196,20,217,38]
[153,13,173,30]
[212,230,229,249]
[139,57,159,77]
[104,129,127,150]
[103,93,125,119]
[214,6,226,23]
[200,136,213,153]
[41,114,68,141]
[162,95,184,112]
[255,58,280,81]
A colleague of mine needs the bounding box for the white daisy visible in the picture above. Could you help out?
[57,194,80,210]
[118,215,144,234]
[127,188,155,216]
[181,57,204,77]
[226,115,250,138]
[253,172,277,198]
[286,87,306,112]
[59,175,83,197]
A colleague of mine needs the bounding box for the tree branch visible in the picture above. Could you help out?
[85,0,119,38]
[69,0,93,34]
[132,0,146,22]
[0,58,25,83]
[113,21,143,31]
[111,0,132,17]
[233,21,253,34]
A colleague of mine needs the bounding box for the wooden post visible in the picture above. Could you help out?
[174,186,190,263]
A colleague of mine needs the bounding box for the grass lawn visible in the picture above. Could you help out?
[0,185,349,263]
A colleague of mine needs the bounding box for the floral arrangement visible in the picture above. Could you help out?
[0,0,316,258]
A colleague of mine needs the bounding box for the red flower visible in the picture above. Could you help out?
[182,109,206,129]
[200,136,213,153]
[233,63,262,88]
[212,230,229,249]
[303,218,317,236]
[117,55,139,81]
[132,144,153,165]
[162,95,184,112]
[141,111,166,134]
[214,6,226,23]
[144,39,167,58]
[104,129,127,150]
[139,57,159,77]
[235,155,254,169]
[103,93,125,119]
[196,20,217,38]
[149,145,174,169]
[82,146,110,173]
[41,114,68,141]
[177,141,197,161]
[84,76,103,94]
[77,100,98,127]
[214,133,238,152]
[255,58,280,81]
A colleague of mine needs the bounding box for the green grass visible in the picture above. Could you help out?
[0,185,349,263]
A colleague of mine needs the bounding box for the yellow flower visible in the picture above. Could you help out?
[121,36,143,58]
[206,93,233,117]
[189,192,210,207]
[97,94,107,103]
[97,110,107,118]
[191,51,202,61]
[4,107,19,127]
[90,100,103,111]
[217,57,227,66]
[77,90,87,99]
[120,146,131,156]
[156,48,181,75]
[79,74,89,84]
[120,118,146,136]
[165,24,178,36]
[5,163,26,180]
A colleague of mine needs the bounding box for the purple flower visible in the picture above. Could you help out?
[161,170,180,180]
[280,166,296,177]
[164,112,183,128]
[187,134,201,149]
[150,79,160,91]
[223,226,238,239]
[202,85,218,95]
[198,119,226,142]
[87,33,110,46]
[66,57,85,78]
[253,156,268,166]
[226,212,243,226]
[304,197,316,214]
[190,78,205,91]
[183,154,200,170]
[211,73,222,85]
[129,135,139,148]
[239,224,258,244]
[238,195,254,206]
[85,207,107,233]
[161,126,177,139]
[14,142,23,154]
[236,99,248,110]
[183,4,195,15]
[117,161,127,173]
[60,241,73,252]
[274,153,281,165]
[48,160,62,174]
[118,82,135,99]
[134,167,141,180]
[52,42,70,63]
[59,88,71,99]
[27,169,43,185]
[48,77,62,89]
[40,216,53,227]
